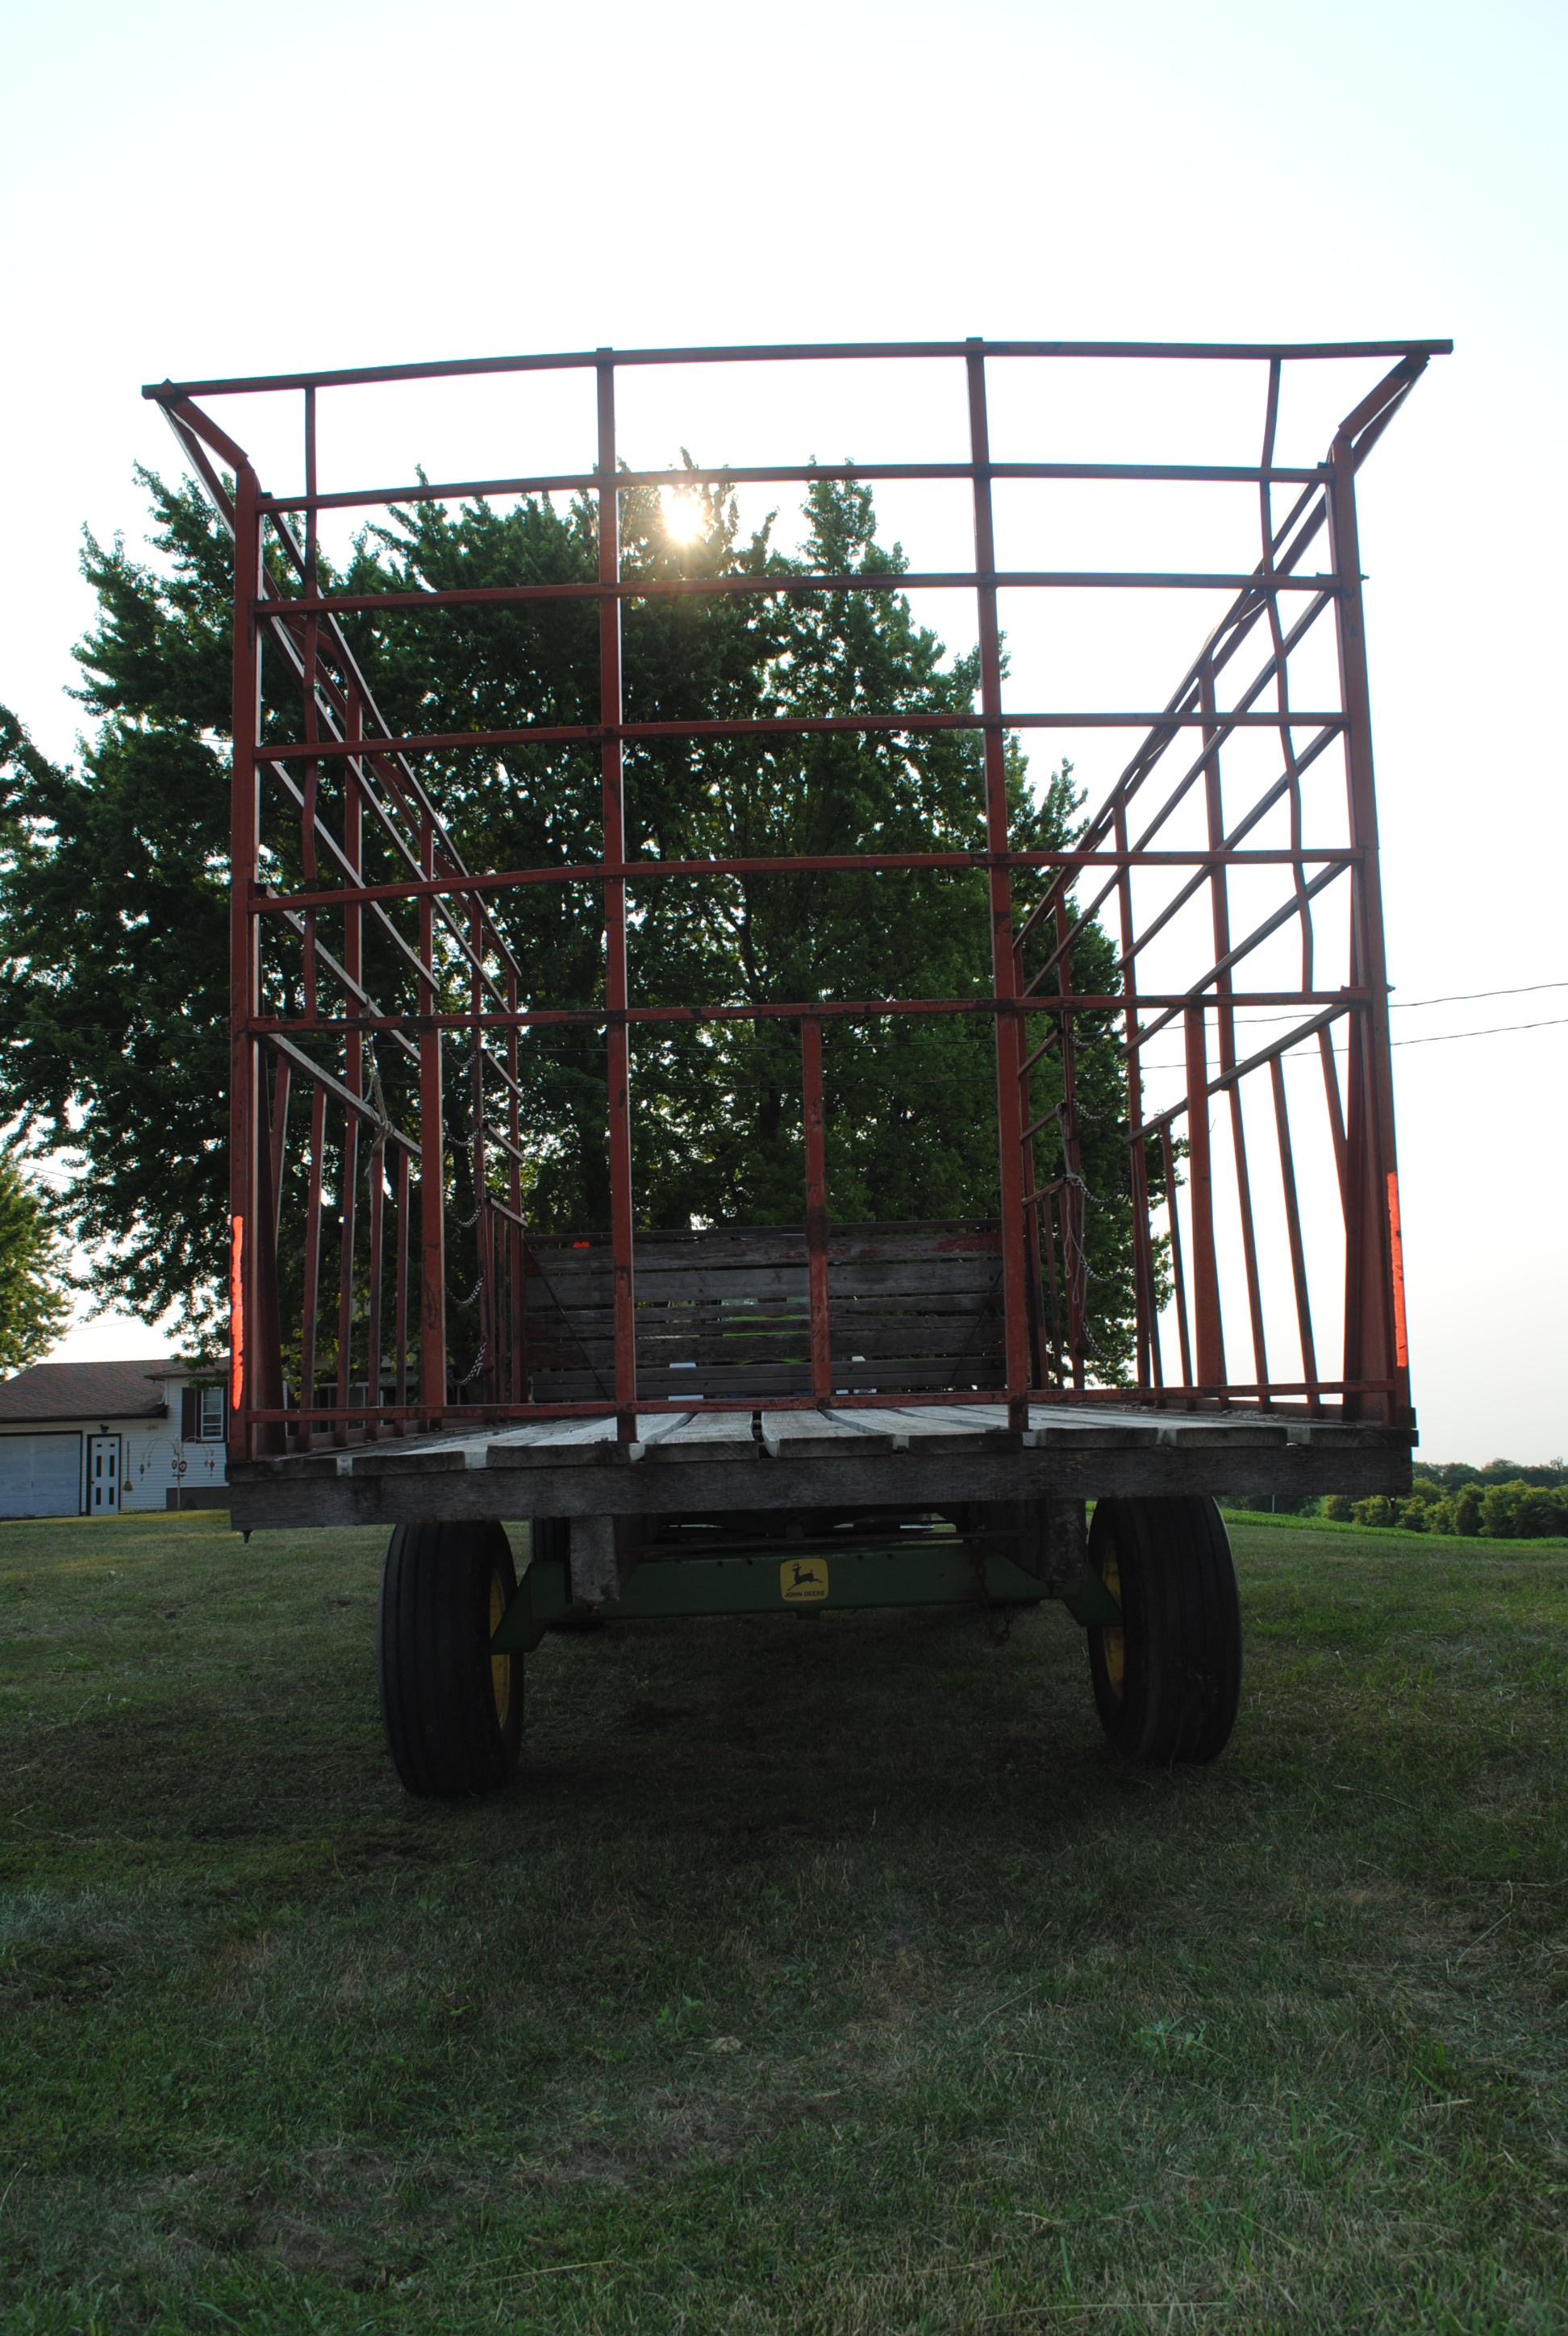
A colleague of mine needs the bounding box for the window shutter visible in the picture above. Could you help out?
[181,1387,198,1441]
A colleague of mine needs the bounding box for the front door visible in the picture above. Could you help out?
[87,1434,120,1516]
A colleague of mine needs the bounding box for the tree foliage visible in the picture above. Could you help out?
[0,465,1143,1369]
[0,1145,69,1374]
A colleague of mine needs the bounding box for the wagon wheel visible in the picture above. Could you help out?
[377,1519,523,1796]
[1085,1495,1241,1764]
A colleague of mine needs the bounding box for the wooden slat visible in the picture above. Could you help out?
[523,1258,1002,1304]
[759,1410,901,1458]
[640,1411,759,1463]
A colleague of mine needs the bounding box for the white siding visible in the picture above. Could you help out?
[121,1405,228,1508]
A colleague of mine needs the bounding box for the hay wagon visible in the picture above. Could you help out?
[144,335,1442,1794]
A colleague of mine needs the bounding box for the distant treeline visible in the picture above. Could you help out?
[1228,1459,1568,1539]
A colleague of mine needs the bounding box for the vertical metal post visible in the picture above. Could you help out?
[333,703,362,1443]
[470,903,494,1404]
[1326,436,1405,1422]
[228,462,264,1464]
[597,353,638,1440]
[365,1144,385,1441]
[418,810,446,1423]
[1161,1125,1193,1390]
[965,342,1031,1430]
[1053,900,1086,1389]
[1182,1006,1225,1390]
[1199,657,1266,1386]
[1269,1054,1320,1408]
[507,970,526,1405]
[392,1144,410,1433]
[801,1018,831,1403]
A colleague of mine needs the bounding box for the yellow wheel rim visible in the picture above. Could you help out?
[489,1571,512,1729]
[1099,1542,1125,1702]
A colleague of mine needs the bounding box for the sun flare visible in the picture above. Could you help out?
[661,486,705,546]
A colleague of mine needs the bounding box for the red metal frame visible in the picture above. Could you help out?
[142,336,1445,1462]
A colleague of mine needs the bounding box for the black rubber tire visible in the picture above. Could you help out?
[377,1519,523,1796]
[1086,1495,1241,1764]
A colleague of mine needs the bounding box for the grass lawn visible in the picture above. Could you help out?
[1,1508,1565,2335]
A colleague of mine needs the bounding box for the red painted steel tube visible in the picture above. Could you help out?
[260,458,1330,517]
[227,462,264,1463]
[145,336,1451,401]
[1199,657,1268,1387]
[332,700,364,1445]
[296,1085,328,1442]
[801,1020,832,1404]
[1327,435,1406,1424]
[268,1032,291,1257]
[260,712,1340,763]
[598,358,638,1441]
[259,987,1363,1043]
[417,815,446,1427]
[256,846,1362,920]
[392,1146,410,1433]
[365,1143,385,1445]
[253,569,1339,621]
[507,971,526,1408]
[966,345,1032,1429]
[1269,1054,1320,1411]
[1052,900,1087,1391]
[1182,1007,1226,1389]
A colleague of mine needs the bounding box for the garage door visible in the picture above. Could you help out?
[0,1433,82,1519]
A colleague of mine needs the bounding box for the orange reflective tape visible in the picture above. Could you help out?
[1385,1170,1408,1370]
[230,1213,245,1412]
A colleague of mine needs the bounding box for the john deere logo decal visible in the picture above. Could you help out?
[780,1558,829,1604]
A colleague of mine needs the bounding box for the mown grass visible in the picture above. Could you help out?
[1,1508,1565,2335]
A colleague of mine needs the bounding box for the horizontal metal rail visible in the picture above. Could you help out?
[146,332,1453,400]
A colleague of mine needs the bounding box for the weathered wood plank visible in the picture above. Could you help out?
[640,1411,759,1463]
[532,1360,1003,1400]
[522,1258,1003,1304]
[759,1409,901,1458]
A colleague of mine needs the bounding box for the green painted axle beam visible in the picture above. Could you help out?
[492,1541,1118,1654]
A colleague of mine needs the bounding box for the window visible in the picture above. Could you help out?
[181,1383,226,1442]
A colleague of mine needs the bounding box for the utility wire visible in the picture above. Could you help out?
[1391,1014,1568,1047]
[1131,1012,1568,1076]
[1392,978,1566,1009]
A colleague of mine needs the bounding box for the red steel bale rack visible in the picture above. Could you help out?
[143,336,1445,1793]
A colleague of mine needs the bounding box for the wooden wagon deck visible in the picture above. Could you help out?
[228,1401,1413,1531]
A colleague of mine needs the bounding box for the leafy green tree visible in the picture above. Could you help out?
[1,465,1142,1368]
[1350,1495,1396,1529]
[1516,1487,1568,1538]
[0,1147,69,1373]
[1450,1484,1483,1537]
[1478,1482,1524,1538]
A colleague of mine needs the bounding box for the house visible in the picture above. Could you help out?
[0,1358,229,1518]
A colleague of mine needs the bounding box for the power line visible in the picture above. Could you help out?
[1392,978,1566,1009]
[1132,1012,1568,1077]
[1391,1014,1568,1047]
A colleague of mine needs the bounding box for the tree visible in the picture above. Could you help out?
[0,465,1144,1368]
[0,1147,69,1373]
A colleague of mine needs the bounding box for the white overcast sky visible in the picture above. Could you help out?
[3,0,1564,1462]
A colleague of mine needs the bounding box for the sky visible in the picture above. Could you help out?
[2,0,1564,1462]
